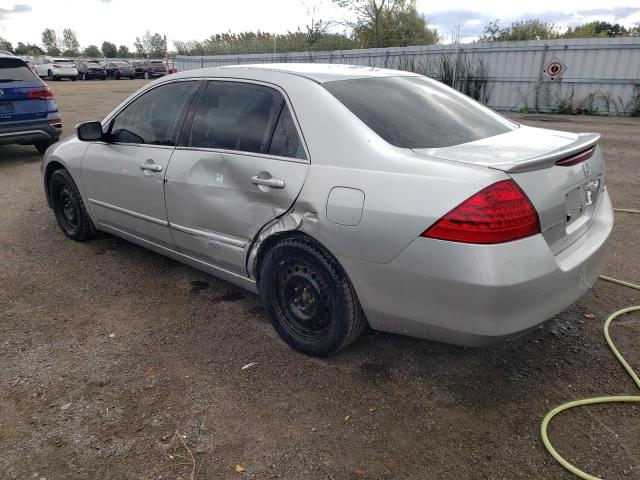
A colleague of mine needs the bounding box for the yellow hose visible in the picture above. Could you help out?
[541,207,640,479]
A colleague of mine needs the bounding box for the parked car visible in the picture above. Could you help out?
[133,60,167,79]
[40,64,612,356]
[35,58,78,81]
[105,61,135,80]
[20,57,38,74]
[77,61,107,80]
[0,53,62,153]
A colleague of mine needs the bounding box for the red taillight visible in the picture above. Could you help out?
[28,87,54,100]
[555,146,595,166]
[52,64,61,68]
[421,180,540,244]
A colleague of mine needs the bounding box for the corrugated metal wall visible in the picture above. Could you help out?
[174,38,640,115]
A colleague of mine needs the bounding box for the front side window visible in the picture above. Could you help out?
[109,81,198,145]
[188,81,283,154]
[324,76,516,149]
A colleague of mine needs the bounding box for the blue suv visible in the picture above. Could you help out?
[0,53,62,153]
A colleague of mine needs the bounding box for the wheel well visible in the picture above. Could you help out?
[44,161,66,207]
[253,231,338,290]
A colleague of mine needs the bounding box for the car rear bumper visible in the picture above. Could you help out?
[340,189,613,346]
[0,119,62,146]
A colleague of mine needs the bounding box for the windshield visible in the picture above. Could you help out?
[324,76,517,149]
[114,62,130,66]
[0,58,38,82]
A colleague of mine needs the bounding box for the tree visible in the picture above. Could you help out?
[0,36,13,53]
[334,0,438,48]
[480,19,558,41]
[117,45,130,57]
[84,45,101,57]
[14,42,44,56]
[563,21,629,39]
[101,41,117,58]
[61,28,80,56]
[42,28,60,55]
[134,31,164,58]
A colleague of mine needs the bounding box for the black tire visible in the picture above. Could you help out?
[259,236,366,356]
[35,141,53,153]
[47,70,53,81]
[71,77,77,81]
[115,71,120,80]
[49,169,95,241]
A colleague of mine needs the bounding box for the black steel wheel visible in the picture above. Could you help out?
[49,169,95,241]
[259,236,366,356]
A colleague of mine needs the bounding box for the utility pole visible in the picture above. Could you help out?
[163,34,168,67]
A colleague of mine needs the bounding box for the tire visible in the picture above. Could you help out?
[47,70,53,81]
[35,141,53,154]
[129,76,135,80]
[144,71,150,80]
[259,236,366,356]
[115,72,120,80]
[49,169,95,241]
[71,77,77,81]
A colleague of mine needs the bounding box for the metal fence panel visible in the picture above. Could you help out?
[175,38,640,115]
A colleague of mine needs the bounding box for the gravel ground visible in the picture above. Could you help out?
[1,79,638,480]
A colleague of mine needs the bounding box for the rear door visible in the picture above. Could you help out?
[82,80,200,248]
[0,57,46,125]
[164,80,309,276]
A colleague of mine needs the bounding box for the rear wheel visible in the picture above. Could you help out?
[259,236,366,356]
[47,70,53,81]
[49,169,95,241]
[35,141,53,153]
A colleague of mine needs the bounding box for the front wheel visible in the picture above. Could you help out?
[49,169,95,241]
[259,236,366,356]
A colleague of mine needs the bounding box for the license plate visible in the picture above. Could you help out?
[0,102,13,114]
[565,186,585,226]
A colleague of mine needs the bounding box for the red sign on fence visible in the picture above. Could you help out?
[544,57,566,80]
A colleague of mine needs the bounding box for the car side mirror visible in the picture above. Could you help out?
[76,121,104,142]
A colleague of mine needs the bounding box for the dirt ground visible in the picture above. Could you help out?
[1,79,639,480]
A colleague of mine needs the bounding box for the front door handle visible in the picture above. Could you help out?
[140,161,162,172]
[251,175,285,189]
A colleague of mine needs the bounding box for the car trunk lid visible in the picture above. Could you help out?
[413,126,605,254]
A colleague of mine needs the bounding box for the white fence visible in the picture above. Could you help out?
[175,38,640,115]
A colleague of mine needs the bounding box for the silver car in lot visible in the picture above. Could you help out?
[41,64,612,356]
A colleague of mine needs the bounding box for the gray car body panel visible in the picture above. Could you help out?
[42,64,613,346]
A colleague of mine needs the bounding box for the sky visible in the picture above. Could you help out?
[0,0,639,49]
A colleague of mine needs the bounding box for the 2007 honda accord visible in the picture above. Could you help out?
[41,64,613,356]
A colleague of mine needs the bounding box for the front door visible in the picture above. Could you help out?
[164,80,310,276]
[82,80,200,248]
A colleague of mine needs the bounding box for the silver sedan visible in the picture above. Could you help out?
[41,64,613,356]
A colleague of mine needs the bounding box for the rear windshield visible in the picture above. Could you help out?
[324,76,516,149]
[53,59,74,63]
[0,58,38,82]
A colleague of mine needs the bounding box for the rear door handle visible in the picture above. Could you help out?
[140,161,162,172]
[251,175,285,189]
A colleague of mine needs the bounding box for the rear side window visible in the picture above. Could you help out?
[268,106,305,159]
[0,58,38,82]
[188,81,284,155]
[324,76,516,149]
[110,81,198,145]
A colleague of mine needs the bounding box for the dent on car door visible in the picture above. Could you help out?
[164,80,310,276]
[81,80,199,248]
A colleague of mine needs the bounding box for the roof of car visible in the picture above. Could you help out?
[0,51,17,58]
[178,63,419,84]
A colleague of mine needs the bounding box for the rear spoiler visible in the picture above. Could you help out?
[491,133,601,173]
